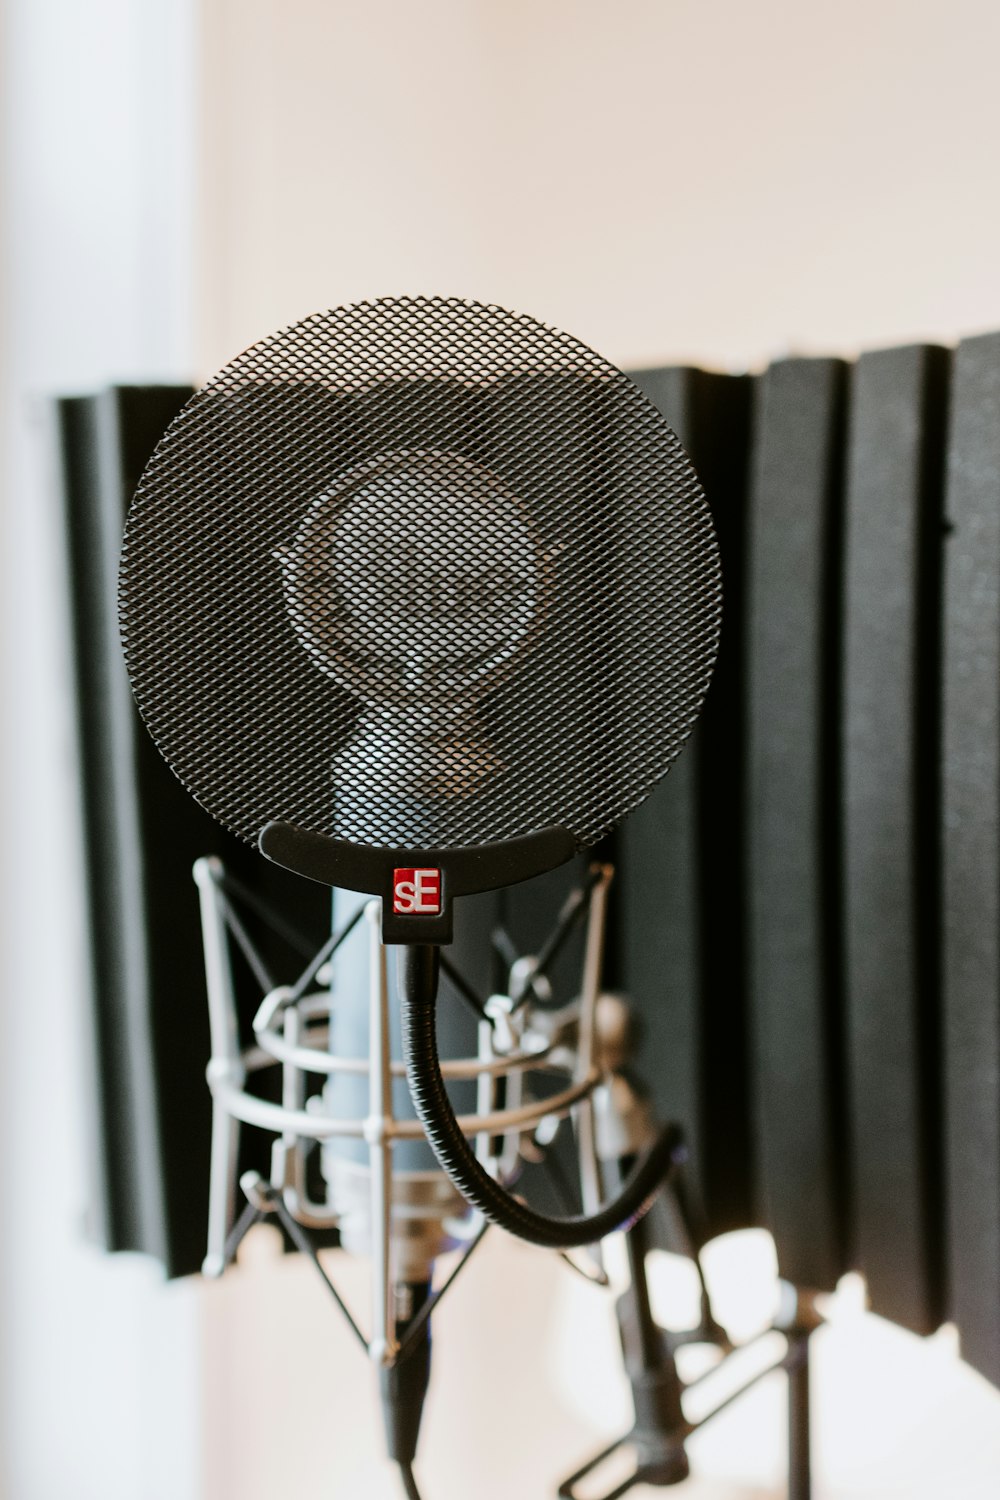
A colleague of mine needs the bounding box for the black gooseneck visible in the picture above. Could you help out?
[397,945,684,1250]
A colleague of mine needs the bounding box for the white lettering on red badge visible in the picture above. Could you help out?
[392,868,442,915]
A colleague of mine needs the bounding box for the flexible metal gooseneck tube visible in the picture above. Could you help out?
[397,946,684,1250]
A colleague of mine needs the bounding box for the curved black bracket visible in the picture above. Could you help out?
[258,821,577,944]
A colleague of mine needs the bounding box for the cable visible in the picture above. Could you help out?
[398,946,683,1250]
[397,1462,423,1500]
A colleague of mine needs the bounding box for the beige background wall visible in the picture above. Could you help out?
[199,0,1000,377]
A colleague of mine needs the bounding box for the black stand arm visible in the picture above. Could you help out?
[558,1161,825,1500]
[558,1185,691,1499]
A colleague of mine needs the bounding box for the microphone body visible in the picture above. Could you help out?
[322,889,480,1280]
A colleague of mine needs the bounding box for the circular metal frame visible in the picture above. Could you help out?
[121,295,723,853]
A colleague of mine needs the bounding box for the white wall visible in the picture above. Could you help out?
[198,0,1000,377]
[5,2,1000,1497]
[0,3,200,1498]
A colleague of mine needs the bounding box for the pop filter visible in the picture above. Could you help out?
[119,296,720,941]
[119,295,722,1251]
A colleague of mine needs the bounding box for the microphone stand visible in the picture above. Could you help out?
[557,1124,825,1500]
[557,1232,690,1499]
[197,856,823,1500]
[199,858,628,1497]
[381,1280,433,1500]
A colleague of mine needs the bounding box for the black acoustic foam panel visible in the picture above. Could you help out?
[616,366,754,1237]
[57,394,143,1254]
[941,331,1000,1383]
[56,387,330,1277]
[56,389,193,1261]
[614,370,705,1223]
[842,344,949,1334]
[746,357,849,1290]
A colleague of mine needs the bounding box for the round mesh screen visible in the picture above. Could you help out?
[119,296,721,852]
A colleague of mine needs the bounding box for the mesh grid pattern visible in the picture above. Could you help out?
[119,297,721,851]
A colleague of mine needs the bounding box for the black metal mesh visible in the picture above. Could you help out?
[119,296,721,851]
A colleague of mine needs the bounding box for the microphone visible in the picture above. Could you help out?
[121,294,723,1495]
[272,449,543,840]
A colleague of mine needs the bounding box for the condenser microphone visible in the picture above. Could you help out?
[272,447,545,842]
[119,295,722,1495]
[120,295,719,1242]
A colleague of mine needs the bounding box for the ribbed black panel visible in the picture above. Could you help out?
[56,396,142,1253]
[746,358,848,1288]
[58,389,199,1262]
[56,387,330,1277]
[941,331,1000,1383]
[493,365,607,1011]
[842,345,949,1333]
[615,369,702,1214]
[689,369,754,1234]
[616,367,753,1236]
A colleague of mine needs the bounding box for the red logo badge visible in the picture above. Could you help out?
[392,868,442,915]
